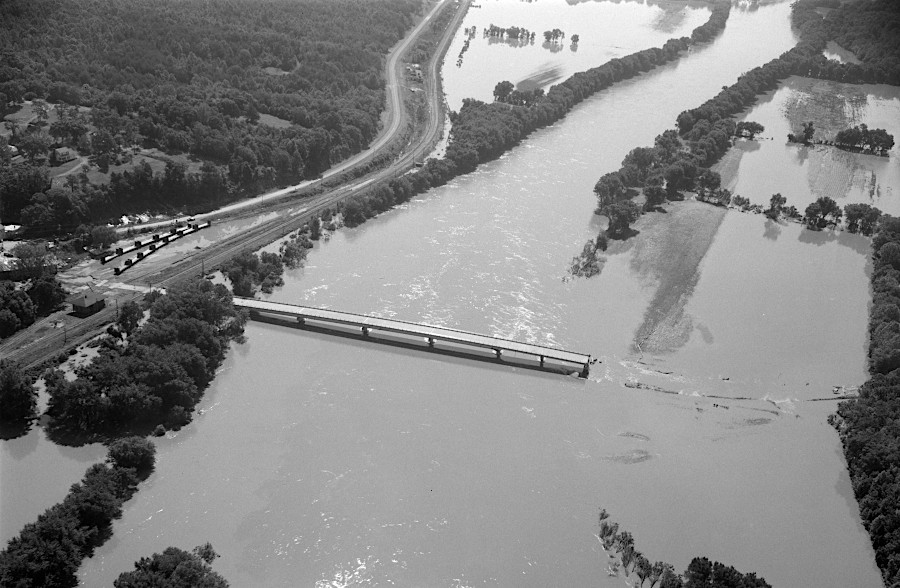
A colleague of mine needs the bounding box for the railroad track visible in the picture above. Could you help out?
[4,0,470,370]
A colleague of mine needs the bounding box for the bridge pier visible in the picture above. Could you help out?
[580,356,592,378]
[234,298,591,379]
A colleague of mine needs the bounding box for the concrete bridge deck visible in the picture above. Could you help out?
[233,297,591,377]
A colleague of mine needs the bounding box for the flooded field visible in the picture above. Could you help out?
[719,76,900,214]
[442,0,712,110]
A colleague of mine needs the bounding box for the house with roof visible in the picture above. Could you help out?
[69,291,106,318]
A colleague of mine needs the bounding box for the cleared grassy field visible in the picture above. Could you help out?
[257,113,292,129]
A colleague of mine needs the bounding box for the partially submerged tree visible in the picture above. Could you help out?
[493,80,514,102]
[594,172,627,209]
[765,193,787,219]
[802,121,815,143]
[844,203,882,235]
[804,196,842,229]
[107,436,156,472]
[602,200,642,239]
[114,543,229,588]
[735,121,764,139]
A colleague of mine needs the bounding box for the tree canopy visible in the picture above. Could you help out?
[46,279,245,436]
[107,436,156,471]
[834,124,894,153]
[0,360,36,425]
[833,214,900,587]
[0,443,152,587]
[0,0,421,230]
[114,544,228,588]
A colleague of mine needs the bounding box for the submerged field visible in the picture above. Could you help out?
[716,76,900,214]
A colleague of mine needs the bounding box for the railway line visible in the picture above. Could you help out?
[2,0,470,370]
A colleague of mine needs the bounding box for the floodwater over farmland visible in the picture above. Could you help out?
[0,0,886,586]
[720,76,900,214]
[441,0,713,110]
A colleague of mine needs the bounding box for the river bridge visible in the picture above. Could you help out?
[233,297,591,378]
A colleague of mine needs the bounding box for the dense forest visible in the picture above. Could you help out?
[0,0,421,230]
[832,216,900,587]
[0,437,156,587]
[818,0,900,84]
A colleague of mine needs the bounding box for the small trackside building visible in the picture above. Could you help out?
[70,291,106,318]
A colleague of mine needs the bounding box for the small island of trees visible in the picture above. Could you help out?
[0,437,157,587]
[834,124,894,155]
[484,24,536,45]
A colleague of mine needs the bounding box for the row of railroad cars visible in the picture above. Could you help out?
[102,221,212,275]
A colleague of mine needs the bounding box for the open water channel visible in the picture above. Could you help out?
[0,0,889,586]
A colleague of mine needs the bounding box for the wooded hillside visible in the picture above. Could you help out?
[0,0,420,229]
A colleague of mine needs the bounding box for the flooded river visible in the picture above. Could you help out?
[1,0,886,586]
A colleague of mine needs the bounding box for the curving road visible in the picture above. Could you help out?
[132,0,463,232]
[4,0,471,368]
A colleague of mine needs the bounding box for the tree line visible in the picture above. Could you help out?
[0,437,157,587]
[588,0,898,241]
[831,215,900,588]
[595,509,771,588]
[0,0,421,230]
[337,1,732,228]
[834,124,894,154]
[45,279,245,438]
[666,3,900,583]
[224,217,321,296]
[678,0,900,142]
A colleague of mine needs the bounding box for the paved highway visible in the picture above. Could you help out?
[131,0,462,233]
[4,0,470,368]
